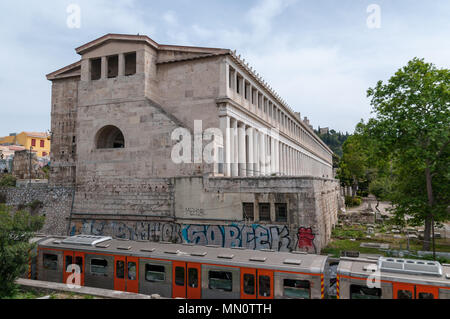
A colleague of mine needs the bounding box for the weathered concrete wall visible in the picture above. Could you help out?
[69,176,340,253]
[49,76,79,186]
[0,185,74,236]
[70,219,301,252]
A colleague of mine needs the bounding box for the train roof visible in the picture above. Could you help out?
[36,235,328,274]
[337,256,450,287]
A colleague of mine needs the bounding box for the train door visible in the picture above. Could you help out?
[114,256,139,293]
[114,256,126,291]
[63,251,85,286]
[126,256,139,293]
[241,268,257,299]
[172,262,202,299]
[240,268,274,299]
[393,283,437,299]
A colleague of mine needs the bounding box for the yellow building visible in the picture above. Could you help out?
[0,132,51,157]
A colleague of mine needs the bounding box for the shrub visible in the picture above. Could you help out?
[0,174,16,187]
[0,204,45,297]
[345,196,362,207]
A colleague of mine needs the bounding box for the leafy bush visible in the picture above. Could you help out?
[0,204,44,297]
[357,190,369,197]
[345,196,362,207]
[0,174,16,187]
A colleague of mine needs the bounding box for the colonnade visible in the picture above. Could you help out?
[219,115,323,177]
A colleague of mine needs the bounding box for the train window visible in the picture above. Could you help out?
[128,262,136,280]
[350,285,382,299]
[283,279,310,299]
[418,292,434,299]
[397,290,413,299]
[65,255,73,272]
[90,259,108,275]
[243,274,255,295]
[145,264,165,282]
[43,254,58,270]
[116,261,125,279]
[188,268,199,288]
[209,271,232,292]
[259,276,271,297]
[175,267,185,286]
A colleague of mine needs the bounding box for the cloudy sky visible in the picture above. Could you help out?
[0,0,449,137]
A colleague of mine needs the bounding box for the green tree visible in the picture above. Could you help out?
[369,176,393,213]
[366,58,450,251]
[337,122,370,197]
[0,204,44,297]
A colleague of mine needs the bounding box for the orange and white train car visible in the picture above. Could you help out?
[34,235,330,299]
[336,256,450,299]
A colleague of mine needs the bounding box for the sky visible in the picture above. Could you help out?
[0,0,449,137]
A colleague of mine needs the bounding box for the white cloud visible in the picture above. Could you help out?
[163,10,178,27]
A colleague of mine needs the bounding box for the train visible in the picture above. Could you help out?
[27,234,450,299]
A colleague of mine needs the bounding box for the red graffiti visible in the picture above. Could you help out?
[297,227,315,252]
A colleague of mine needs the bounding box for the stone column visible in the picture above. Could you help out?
[101,56,107,79]
[246,126,254,177]
[118,53,125,76]
[219,116,231,176]
[259,131,266,175]
[253,128,259,176]
[275,139,279,175]
[270,136,275,174]
[289,147,293,175]
[238,122,247,177]
[231,118,238,177]
[266,135,271,175]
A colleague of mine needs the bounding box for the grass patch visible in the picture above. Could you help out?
[322,239,383,258]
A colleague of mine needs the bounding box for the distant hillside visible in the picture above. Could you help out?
[314,127,349,158]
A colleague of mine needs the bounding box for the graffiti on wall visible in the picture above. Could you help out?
[182,224,292,251]
[71,220,318,252]
[71,220,182,243]
[297,227,316,253]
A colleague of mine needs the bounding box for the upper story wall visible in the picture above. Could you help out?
[78,41,157,106]
[156,55,224,131]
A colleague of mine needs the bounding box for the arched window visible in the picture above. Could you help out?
[96,125,125,149]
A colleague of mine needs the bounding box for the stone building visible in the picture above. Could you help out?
[46,34,340,252]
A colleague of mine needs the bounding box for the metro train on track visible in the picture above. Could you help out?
[27,235,450,299]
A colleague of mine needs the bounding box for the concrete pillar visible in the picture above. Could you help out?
[253,128,259,176]
[246,126,254,177]
[266,135,271,175]
[290,147,293,175]
[231,118,238,177]
[118,53,125,76]
[101,56,107,79]
[220,116,231,176]
[259,131,266,175]
[238,122,246,177]
[270,136,275,175]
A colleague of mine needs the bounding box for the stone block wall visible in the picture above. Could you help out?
[0,185,74,236]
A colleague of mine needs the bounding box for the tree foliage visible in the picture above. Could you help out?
[365,58,450,250]
[0,204,44,297]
